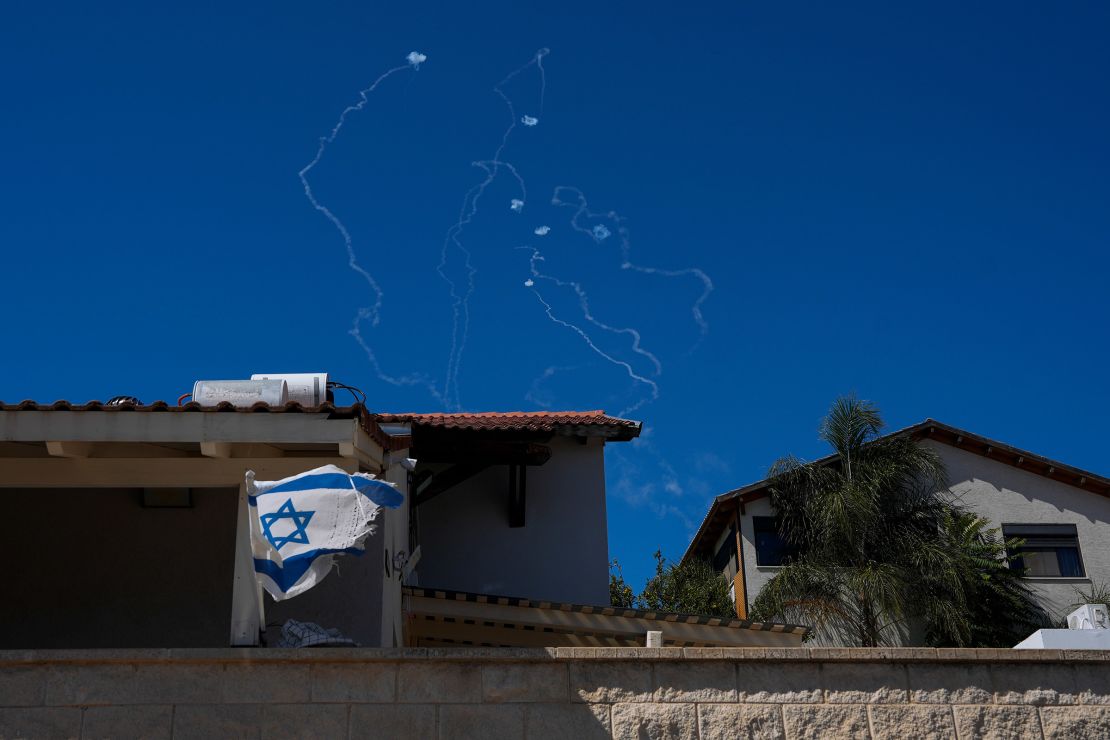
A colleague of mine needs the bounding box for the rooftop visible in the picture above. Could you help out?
[683,418,1110,563]
[374,410,642,440]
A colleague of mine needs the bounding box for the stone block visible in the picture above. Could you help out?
[482,663,568,703]
[397,663,481,703]
[935,648,979,661]
[1040,707,1110,739]
[821,663,908,703]
[697,703,784,740]
[0,707,82,740]
[1074,665,1110,705]
[172,704,263,740]
[259,704,349,739]
[311,663,396,703]
[736,664,822,704]
[524,704,610,740]
[611,703,697,740]
[349,705,436,740]
[1064,651,1110,662]
[907,662,991,704]
[0,667,44,707]
[653,661,736,703]
[953,706,1041,739]
[81,705,172,740]
[570,661,652,703]
[131,664,224,704]
[806,648,854,660]
[438,705,524,740]
[222,665,311,704]
[868,705,956,740]
[43,665,136,706]
[990,663,1079,705]
[782,705,869,740]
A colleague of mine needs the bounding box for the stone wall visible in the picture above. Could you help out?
[2,647,1108,739]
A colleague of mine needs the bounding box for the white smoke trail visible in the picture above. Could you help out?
[551,186,714,346]
[437,48,549,410]
[298,52,445,402]
[519,247,662,376]
[524,364,583,408]
[518,247,660,416]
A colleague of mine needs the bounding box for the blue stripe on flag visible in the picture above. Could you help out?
[249,471,402,508]
[253,547,365,593]
[352,478,404,508]
[265,472,355,495]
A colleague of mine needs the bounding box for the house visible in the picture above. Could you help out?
[683,419,1110,624]
[0,397,413,649]
[376,410,641,606]
[0,389,808,649]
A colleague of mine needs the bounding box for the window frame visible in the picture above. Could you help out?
[752,515,798,567]
[1002,523,1087,579]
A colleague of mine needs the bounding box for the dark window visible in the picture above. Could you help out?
[753,516,798,566]
[713,527,737,573]
[1003,524,1085,578]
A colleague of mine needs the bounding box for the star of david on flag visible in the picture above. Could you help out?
[246,464,403,601]
[260,499,314,551]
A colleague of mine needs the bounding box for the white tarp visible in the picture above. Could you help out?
[246,464,403,601]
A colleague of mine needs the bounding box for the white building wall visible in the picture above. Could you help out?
[414,436,610,605]
[737,441,1110,626]
[927,441,1110,619]
[738,496,778,609]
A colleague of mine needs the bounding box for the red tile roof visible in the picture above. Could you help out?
[373,410,642,440]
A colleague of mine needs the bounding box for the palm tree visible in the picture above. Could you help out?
[921,511,1048,646]
[750,396,999,646]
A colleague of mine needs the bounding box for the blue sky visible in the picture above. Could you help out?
[2,1,1108,592]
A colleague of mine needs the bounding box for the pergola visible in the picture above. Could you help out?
[0,401,410,646]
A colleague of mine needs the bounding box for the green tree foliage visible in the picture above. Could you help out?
[750,395,1046,647]
[609,560,636,608]
[638,550,736,619]
[1068,581,1110,613]
[922,511,1049,646]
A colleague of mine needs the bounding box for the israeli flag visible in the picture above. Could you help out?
[246,464,403,601]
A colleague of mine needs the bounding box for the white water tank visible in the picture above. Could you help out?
[251,373,329,407]
[192,379,288,407]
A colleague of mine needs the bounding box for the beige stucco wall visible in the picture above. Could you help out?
[2,647,1108,739]
[414,437,610,605]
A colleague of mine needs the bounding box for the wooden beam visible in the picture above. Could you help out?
[201,442,285,459]
[403,592,803,647]
[408,619,631,648]
[0,456,357,488]
[508,464,526,528]
[0,409,360,445]
[201,442,233,458]
[414,464,490,507]
[349,427,385,471]
[415,440,552,466]
[45,441,93,458]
